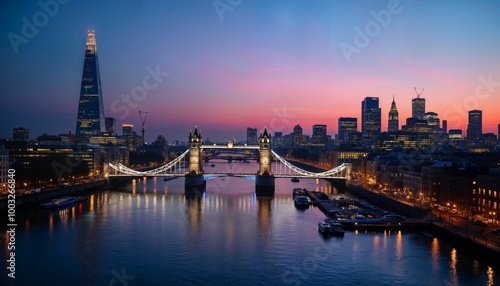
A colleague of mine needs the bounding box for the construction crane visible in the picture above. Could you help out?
[414,87,424,98]
[139,110,148,144]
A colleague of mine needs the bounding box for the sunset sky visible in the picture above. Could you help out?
[1,0,499,142]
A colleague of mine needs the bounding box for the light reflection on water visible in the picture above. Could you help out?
[0,162,498,285]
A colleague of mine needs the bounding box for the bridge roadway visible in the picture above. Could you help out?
[109,173,347,179]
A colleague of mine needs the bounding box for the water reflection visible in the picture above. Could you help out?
[449,248,458,286]
[431,238,440,272]
[486,266,495,286]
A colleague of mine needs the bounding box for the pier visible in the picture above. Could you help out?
[304,189,431,230]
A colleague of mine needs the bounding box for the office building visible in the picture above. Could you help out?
[423,112,440,130]
[247,128,258,145]
[312,124,327,146]
[338,117,358,144]
[76,30,105,137]
[467,110,482,143]
[13,127,29,142]
[361,97,381,146]
[105,117,116,136]
[412,97,425,120]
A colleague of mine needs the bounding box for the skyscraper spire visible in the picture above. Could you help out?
[76,30,105,137]
[388,95,399,132]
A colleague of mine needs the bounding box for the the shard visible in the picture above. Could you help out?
[76,30,105,137]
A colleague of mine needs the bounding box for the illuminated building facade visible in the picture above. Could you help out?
[388,96,399,132]
[13,127,29,142]
[467,110,482,144]
[8,144,128,181]
[0,147,8,194]
[76,30,105,137]
[338,117,358,145]
[423,112,440,130]
[247,127,258,145]
[412,97,425,120]
[292,124,305,147]
[312,124,327,146]
[361,97,381,146]
[475,174,500,224]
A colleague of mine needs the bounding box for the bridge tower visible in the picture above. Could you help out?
[256,128,274,196]
[185,127,205,192]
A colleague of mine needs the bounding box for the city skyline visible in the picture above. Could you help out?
[1,1,500,142]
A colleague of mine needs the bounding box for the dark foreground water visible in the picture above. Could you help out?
[1,162,498,285]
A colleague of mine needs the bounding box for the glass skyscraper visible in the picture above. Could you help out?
[467,109,482,142]
[76,30,105,137]
[361,97,381,145]
[412,97,425,120]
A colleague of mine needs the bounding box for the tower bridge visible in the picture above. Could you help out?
[109,127,351,196]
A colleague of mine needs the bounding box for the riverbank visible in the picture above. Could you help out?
[0,177,129,211]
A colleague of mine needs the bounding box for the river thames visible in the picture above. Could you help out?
[1,161,498,285]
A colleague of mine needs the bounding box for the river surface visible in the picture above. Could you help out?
[1,161,498,285]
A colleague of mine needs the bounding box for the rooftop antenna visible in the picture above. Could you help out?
[139,110,148,144]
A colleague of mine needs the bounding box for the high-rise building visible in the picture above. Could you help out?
[449,129,462,141]
[412,97,425,120]
[122,124,140,151]
[442,120,448,133]
[361,97,381,145]
[312,124,327,145]
[498,124,500,139]
[273,132,283,148]
[76,30,105,137]
[105,117,116,136]
[388,96,399,132]
[466,110,482,142]
[13,127,29,141]
[247,127,258,145]
[338,117,357,144]
[423,112,440,130]
[292,124,305,146]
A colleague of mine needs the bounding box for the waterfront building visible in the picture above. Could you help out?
[76,30,105,137]
[475,174,500,224]
[8,143,128,184]
[0,146,8,194]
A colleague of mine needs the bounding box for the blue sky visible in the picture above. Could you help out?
[1,0,500,142]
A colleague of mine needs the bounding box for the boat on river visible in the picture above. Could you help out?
[41,196,87,209]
